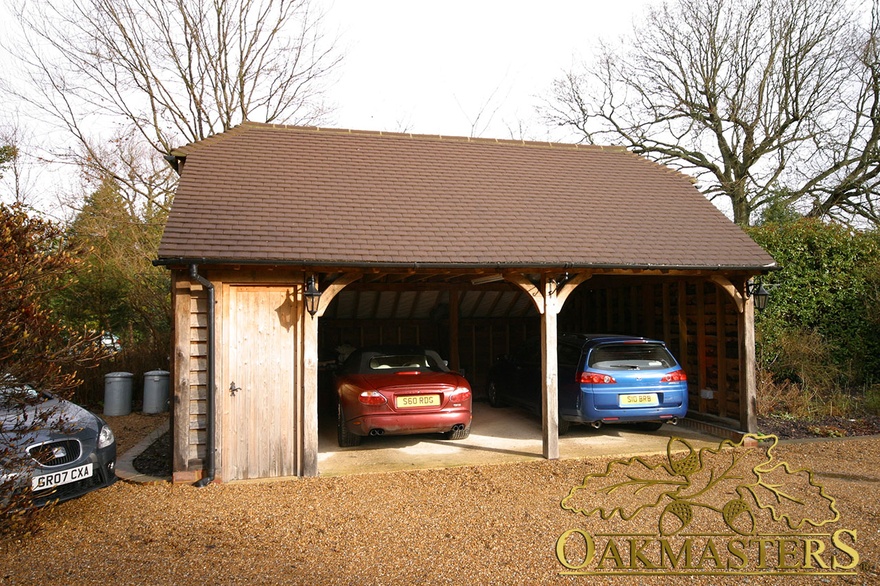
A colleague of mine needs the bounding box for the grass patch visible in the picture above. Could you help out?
[757,369,877,420]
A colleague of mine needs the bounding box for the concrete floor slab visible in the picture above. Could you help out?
[317,401,721,476]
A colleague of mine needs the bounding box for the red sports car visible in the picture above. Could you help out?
[335,345,472,447]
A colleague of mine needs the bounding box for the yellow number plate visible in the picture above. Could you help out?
[395,394,441,408]
[619,393,659,407]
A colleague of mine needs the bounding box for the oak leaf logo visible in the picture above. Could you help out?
[561,434,839,536]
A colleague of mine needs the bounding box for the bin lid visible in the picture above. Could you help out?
[144,370,170,377]
[104,371,134,379]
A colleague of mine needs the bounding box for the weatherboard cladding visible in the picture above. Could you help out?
[158,122,775,269]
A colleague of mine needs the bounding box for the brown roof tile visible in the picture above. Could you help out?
[157,122,775,270]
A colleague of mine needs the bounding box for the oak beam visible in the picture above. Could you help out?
[738,286,759,432]
[301,302,319,477]
[449,290,461,372]
[306,271,361,477]
[541,275,560,460]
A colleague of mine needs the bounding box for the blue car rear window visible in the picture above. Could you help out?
[588,344,675,370]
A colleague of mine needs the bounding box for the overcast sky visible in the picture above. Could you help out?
[0,0,653,214]
[324,1,650,141]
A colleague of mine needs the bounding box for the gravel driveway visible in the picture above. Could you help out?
[1,416,877,585]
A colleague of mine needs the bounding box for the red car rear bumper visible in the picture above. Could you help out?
[345,409,472,437]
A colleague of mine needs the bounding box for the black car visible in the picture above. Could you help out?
[1,381,117,506]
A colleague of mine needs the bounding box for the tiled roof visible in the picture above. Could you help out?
[157,122,775,270]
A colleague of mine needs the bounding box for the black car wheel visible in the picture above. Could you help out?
[558,417,571,436]
[486,380,505,408]
[444,424,471,440]
[337,404,362,447]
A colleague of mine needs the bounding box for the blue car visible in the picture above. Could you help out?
[486,334,688,434]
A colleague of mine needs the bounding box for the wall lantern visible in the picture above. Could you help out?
[304,275,321,317]
[746,281,770,312]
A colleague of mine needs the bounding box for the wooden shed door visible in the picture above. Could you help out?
[223,285,299,481]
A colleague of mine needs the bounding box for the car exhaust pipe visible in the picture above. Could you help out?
[669,417,679,426]
[591,421,602,429]
[369,429,385,436]
[451,424,466,432]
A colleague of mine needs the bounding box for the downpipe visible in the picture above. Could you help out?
[189,265,216,487]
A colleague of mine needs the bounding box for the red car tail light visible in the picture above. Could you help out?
[660,369,687,383]
[395,370,421,376]
[451,388,472,401]
[358,391,387,405]
[578,371,617,384]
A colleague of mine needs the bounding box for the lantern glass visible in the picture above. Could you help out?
[304,276,321,316]
[753,283,769,311]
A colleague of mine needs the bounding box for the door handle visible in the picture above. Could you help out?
[229,381,242,396]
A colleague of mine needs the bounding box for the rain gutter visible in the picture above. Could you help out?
[153,257,778,273]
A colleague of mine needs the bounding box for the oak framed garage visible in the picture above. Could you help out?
[156,122,776,483]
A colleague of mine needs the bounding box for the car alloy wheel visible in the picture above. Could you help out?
[487,380,505,408]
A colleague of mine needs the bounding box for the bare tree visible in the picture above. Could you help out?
[803,3,880,223]
[5,0,342,212]
[545,0,879,226]
[0,120,43,208]
[455,83,510,138]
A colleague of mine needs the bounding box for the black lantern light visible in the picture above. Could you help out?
[746,281,770,312]
[304,275,321,317]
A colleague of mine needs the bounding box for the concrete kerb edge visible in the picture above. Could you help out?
[115,419,171,484]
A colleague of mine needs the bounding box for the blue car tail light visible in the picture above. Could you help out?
[660,369,688,383]
[578,371,617,384]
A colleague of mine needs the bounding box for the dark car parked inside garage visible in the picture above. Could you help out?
[487,334,688,434]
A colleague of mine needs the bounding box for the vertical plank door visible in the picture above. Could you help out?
[223,286,298,480]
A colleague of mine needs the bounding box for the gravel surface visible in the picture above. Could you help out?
[1,415,878,584]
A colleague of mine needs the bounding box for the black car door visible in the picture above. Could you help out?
[557,342,584,415]
[508,342,543,409]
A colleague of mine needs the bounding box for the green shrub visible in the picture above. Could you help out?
[749,219,880,416]
[863,386,880,416]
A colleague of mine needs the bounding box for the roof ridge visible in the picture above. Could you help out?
[170,122,262,156]
[171,120,627,155]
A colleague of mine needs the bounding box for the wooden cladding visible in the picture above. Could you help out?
[172,276,210,479]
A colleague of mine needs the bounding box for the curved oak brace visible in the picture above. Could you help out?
[709,275,745,314]
[506,273,545,314]
[316,272,363,317]
[556,273,592,309]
